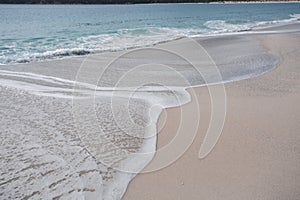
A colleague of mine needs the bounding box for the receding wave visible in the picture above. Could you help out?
[204,13,300,34]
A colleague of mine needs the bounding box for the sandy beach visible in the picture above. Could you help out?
[1,12,299,198]
[123,32,300,199]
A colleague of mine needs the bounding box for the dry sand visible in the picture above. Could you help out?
[123,33,300,199]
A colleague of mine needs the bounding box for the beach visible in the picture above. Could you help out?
[0,6,300,199]
[123,32,300,199]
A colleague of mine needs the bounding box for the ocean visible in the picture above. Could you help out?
[0,3,300,64]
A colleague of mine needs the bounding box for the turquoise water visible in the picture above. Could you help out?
[0,3,300,64]
[0,3,295,199]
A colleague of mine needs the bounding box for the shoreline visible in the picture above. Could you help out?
[1,20,299,200]
[122,31,300,199]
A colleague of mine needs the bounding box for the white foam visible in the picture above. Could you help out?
[203,13,300,35]
[204,20,253,33]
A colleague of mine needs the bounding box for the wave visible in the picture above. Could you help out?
[0,27,200,64]
[254,13,300,28]
[204,20,253,33]
[204,13,300,34]
[1,48,92,64]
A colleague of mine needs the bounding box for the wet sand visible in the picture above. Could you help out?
[123,33,300,199]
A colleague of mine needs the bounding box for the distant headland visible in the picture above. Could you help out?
[0,0,299,4]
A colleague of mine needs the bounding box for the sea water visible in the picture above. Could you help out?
[0,3,299,200]
[0,3,300,64]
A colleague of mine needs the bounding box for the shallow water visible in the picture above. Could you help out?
[0,33,280,199]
